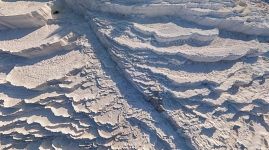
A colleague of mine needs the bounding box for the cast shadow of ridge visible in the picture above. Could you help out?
[0,28,38,41]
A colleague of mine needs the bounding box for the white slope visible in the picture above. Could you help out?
[0,24,76,57]
[0,1,190,149]
[65,0,269,36]
[0,1,52,30]
[0,0,268,150]
[6,51,88,89]
[67,0,269,149]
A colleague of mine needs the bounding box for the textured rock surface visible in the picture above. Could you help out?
[0,0,268,149]
[0,1,52,30]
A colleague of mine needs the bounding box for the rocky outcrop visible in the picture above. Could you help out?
[65,0,269,36]
[65,0,269,149]
[85,12,269,149]
[0,1,190,149]
[0,0,268,149]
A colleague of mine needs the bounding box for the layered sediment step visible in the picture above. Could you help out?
[66,0,269,36]
[0,1,190,149]
[6,51,88,90]
[0,1,52,30]
[83,4,269,149]
[91,14,269,62]
[0,0,269,149]
[0,24,77,58]
[133,22,219,43]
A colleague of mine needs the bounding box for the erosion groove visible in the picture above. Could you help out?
[0,0,268,149]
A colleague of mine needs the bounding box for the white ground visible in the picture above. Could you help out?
[0,0,268,149]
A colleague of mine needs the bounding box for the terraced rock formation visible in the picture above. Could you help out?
[0,0,269,149]
[0,1,52,30]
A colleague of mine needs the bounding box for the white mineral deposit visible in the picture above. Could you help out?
[0,0,268,149]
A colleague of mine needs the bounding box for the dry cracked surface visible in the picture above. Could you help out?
[0,0,269,149]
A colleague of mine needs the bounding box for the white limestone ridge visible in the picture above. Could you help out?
[0,0,268,149]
